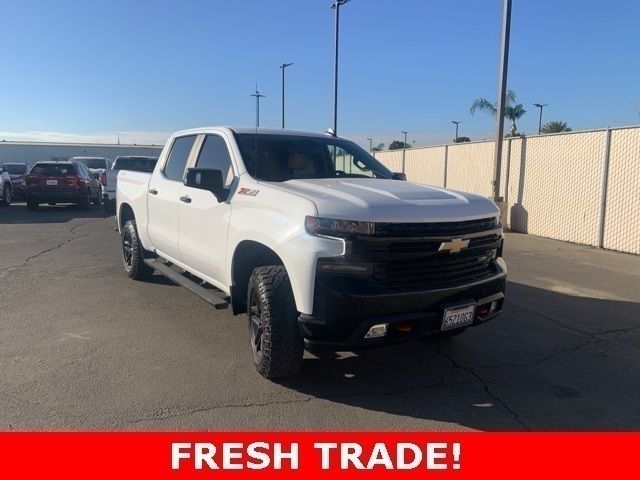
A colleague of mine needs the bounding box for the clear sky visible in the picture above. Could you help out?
[0,0,638,148]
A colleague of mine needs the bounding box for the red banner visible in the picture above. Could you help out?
[1,432,638,478]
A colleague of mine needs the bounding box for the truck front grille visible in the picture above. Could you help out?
[375,217,497,237]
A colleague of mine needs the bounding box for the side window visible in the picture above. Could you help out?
[195,135,234,186]
[164,135,196,181]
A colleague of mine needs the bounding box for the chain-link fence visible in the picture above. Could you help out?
[374,125,640,255]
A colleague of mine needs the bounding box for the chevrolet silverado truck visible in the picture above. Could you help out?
[116,127,506,379]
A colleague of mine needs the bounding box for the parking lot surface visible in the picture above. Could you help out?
[1,203,639,430]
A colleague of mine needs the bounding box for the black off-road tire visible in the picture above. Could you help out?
[0,183,11,207]
[121,220,153,281]
[27,198,39,211]
[247,265,303,379]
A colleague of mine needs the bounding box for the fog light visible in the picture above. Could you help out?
[489,301,499,313]
[364,323,388,339]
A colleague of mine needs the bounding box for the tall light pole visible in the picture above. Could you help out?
[366,137,373,151]
[451,121,461,143]
[401,130,408,173]
[492,0,512,203]
[533,103,548,134]
[280,63,293,129]
[331,0,350,136]
[250,85,265,128]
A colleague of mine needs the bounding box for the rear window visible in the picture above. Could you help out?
[77,158,107,169]
[2,164,27,175]
[31,164,75,176]
[113,157,157,173]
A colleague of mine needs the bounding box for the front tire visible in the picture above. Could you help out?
[121,220,153,280]
[247,265,303,379]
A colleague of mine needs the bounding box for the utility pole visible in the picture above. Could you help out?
[366,137,373,152]
[280,63,293,129]
[451,121,461,143]
[331,0,350,136]
[401,130,408,173]
[492,0,512,203]
[533,103,548,134]
[250,85,265,128]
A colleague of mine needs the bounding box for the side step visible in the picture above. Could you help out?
[143,259,229,310]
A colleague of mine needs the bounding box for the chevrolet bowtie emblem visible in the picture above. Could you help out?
[438,238,470,254]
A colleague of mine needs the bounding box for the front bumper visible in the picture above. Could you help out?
[299,258,506,351]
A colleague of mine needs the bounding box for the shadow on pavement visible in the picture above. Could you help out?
[0,202,111,225]
[280,282,640,430]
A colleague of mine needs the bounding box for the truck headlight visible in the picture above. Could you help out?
[305,216,375,238]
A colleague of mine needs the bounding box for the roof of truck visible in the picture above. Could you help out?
[172,126,338,139]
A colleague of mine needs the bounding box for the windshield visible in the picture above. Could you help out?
[235,133,392,182]
[77,158,106,169]
[113,157,157,173]
[31,164,75,176]
[2,164,27,175]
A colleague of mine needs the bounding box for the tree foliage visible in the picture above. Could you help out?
[388,140,411,150]
[371,142,385,152]
[540,120,572,134]
[470,90,526,135]
[454,136,471,143]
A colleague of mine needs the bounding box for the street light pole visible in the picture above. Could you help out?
[250,85,265,128]
[533,103,548,134]
[366,137,373,152]
[401,130,408,173]
[492,0,512,202]
[280,63,293,129]
[451,121,461,143]
[331,0,350,136]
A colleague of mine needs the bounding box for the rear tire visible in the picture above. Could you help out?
[27,199,39,211]
[0,184,11,207]
[247,265,303,379]
[121,220,153,280]
[78,189,90,210]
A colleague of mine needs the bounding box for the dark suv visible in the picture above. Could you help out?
[25,161,102,210]
[1,163,29,199]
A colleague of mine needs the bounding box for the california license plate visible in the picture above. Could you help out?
[46,179,58,186]
[441,303,475,331]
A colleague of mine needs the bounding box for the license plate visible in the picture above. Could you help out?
[441,303,475,331]
[46,179,58,186]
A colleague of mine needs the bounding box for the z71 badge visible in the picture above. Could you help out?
[238,187,259,197]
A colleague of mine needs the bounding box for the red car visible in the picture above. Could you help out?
[25,161,102,211]
[0,162,29,199]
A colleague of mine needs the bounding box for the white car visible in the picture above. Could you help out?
[0,165,13,206]
[116,127,507,379]
[102,156,157,213]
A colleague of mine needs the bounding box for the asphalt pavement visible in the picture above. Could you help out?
[1,202,639,430]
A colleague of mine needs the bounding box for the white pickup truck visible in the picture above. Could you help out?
[116,127,507,379]
[102,156,158,213]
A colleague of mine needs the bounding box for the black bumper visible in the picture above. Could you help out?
[26,189,83,203]
[299,261,507,351]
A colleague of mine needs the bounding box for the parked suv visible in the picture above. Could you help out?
[117,127,506,379]
[25,161,101,210]
[1,163,29,199]
[0,165,12,206]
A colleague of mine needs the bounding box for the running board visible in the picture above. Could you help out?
[143,259,229,310]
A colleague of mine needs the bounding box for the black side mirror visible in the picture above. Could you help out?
[391,172,407,181]
[184,168,228,202]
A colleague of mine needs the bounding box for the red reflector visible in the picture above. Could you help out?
[478,305,490,316]
[395,322,412,333]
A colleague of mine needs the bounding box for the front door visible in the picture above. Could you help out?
[147,134,197,262]
[178,133,235,289]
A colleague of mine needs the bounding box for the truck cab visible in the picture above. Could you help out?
[116,127,506,379]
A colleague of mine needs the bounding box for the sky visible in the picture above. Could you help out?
[0,0,638,149]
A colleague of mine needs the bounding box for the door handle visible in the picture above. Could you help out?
[148,188,158,195]
[179,195,192,204]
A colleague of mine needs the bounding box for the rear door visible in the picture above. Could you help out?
[147,135,198,262]
[178,133,235,288]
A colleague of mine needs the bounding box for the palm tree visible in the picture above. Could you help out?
[540,120,572,134]
[470,90,526,136]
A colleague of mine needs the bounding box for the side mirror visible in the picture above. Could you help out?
[391,172,407,181]
[184,168,228,202]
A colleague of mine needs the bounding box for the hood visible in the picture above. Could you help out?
[9,174,25,180]
[270,178,499,222]
[88,168,106,174]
